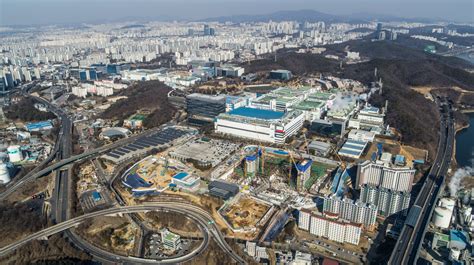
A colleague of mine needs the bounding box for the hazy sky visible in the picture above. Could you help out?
[1,0,473,26]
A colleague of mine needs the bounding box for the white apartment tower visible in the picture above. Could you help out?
[357,160,415,192]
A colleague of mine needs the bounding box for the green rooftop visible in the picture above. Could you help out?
[130,114,146,121]
[163,232,180,241]
[294,100,326,110]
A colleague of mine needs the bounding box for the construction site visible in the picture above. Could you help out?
[231,145,337,193]
[219,194,273,233]
[121,152,201,198]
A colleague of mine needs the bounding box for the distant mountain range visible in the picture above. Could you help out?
[200,9,437,24]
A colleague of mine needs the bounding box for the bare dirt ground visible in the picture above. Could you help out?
[5,173,53,203]
[221,196,270,230]
[73,215,138,256]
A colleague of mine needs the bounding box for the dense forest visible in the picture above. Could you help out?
[244,39,474,157]
[4,97,56,122]
[100,80,177,128]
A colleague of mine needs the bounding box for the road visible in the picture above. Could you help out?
[389,99,454,264]
[1,93,246,264]
[0,203,212,264]
[0,121,177,201]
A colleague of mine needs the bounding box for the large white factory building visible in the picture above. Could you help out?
[215,107,304,144]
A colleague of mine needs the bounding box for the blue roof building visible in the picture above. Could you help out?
[228,107,285,120]
[92,191,102,201]
[450,229,469,250]
[25,121,53,132]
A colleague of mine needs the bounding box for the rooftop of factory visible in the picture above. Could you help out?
[338,139,368,159]
[308,92,335,101]
[228,107,285,120]
[450,229,469,245]
[187,93,226,102]
[293,99,326,110]
[25,121,53,131]
[360,106,381,114]
[217,108,303,126]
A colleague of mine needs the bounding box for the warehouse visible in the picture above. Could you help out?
[214,107,304,144]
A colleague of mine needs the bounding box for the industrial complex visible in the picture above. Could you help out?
[0,13,470,265]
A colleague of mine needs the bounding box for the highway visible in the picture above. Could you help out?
[0,120,177,201]
[0,94,247,264]
[0,203,212,264]
[389,99,454,264]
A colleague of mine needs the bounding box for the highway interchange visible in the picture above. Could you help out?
[0,93,246,264]
[389,98,455,264]
[1,92,456,264]
[0,203,213,263]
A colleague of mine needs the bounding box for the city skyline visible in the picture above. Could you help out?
[1,0,473,26]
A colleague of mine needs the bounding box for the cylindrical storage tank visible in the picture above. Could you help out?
[0,162,11,184]
[449,248,461,261]
[7,145,23,163]
[432,206,452,229]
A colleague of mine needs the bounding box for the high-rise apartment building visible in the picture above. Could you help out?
[356,160,415,192]
[298,209,362,245]
[323,194,378,228]
[360,184,411,217]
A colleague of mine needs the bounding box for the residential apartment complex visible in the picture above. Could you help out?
[323,194,378,228]
[299,210,362,245]
[356,160,416,192]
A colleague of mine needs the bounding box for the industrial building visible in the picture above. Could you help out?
[208,180,239,200]
[171,172,200,191]
[298,209,362,245]
[249,87,329,121]
[226,96,249,112]
[338,139,368,159]
[348,105,386,134]
[323,194,378,228]
[186,93,226,126]
[360,184,411,217]
[310,118,346,137]
[269,69,292,80]
[356,160,416,192]
[215,65,244,77]
[308,140,331,157]
[348,129,376,142]
[215,107,304,144]
[102,127,193,163]
[25,121,53,132]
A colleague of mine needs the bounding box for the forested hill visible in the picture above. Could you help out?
[244,39,474,157]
